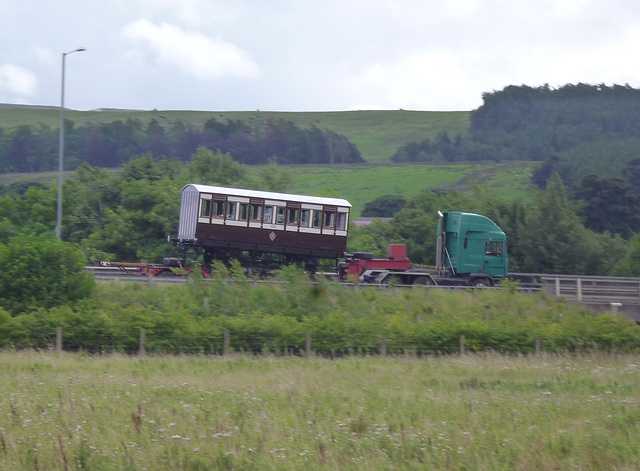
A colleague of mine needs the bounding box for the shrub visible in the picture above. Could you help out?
[0,234,94,314]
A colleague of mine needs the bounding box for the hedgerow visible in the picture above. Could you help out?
[1,266,639,354]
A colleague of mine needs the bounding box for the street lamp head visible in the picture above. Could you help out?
[64,47,87,56]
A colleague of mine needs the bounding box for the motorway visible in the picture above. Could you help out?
[86,266,640,321]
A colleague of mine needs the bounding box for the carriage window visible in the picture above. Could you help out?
[336,212,347,230]
[300,209,310,227]
[239,203,248,221]
[226,202,237,220]
[264,206,273,223]
[276,206,285,224]
[324,211,336,228]
[250,204,263,221]
[213,200,224,218]
[200,199,211,218]
[287,208,299,225]
[312,211,322,228]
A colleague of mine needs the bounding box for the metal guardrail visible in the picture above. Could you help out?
[85,267,640,304]
[539,275,640,304]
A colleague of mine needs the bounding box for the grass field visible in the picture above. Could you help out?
[287,162,538,215]
[0,106,469,162]
[1,352,638,470]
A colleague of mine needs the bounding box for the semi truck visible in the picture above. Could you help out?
[340,211,508,287]
[103,183,509,287]
[102,210,508,286]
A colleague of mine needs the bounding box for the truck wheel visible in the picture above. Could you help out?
[413,276,434,286]
[385,274,404,286]
[472,278,490,288]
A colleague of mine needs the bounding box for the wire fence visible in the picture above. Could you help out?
[19,327,556,357]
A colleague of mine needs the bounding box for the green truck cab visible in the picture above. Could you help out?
[436,211,508,286]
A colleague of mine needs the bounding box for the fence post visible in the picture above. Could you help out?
[611,302,621,316]
[138,328,146,356]
[459,335,465,355]
[381,333,387,357]
[535,336,541,356]
[55,326,62,353]
[223,330,230,356]
[576,278,583,302]
[305,331,311,359]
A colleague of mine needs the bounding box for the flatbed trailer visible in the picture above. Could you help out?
[100,258,203,277]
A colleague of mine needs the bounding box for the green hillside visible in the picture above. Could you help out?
[0,105,469,162]
[287,161,537,215]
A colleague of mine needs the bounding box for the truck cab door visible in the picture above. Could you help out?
[483,240,507,277]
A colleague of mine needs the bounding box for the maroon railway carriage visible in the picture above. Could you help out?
[176,184,351,270]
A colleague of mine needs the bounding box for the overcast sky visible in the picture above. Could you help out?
[2,0,640,112]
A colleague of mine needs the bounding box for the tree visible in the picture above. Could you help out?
[256,160,292,192]
[121,153,181,182]
[186,147,248,186]
[4,125,35,172]
[613,232,640,276]
[515,174,608,274]
[625,158,640,190]
[573,175,640,239]
[0,236,94,314]
[63,164,122,244]
[361,195,406,217]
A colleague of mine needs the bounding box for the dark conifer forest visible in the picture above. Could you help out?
[392,83,640,188]
[0,117,363,173]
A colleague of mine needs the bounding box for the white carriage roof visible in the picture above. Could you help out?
[183,184,352,208]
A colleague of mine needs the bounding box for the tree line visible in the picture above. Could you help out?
[2,150,640,277]
[0,149,295,264]
[0,117,363,173]
[391,83,640,190]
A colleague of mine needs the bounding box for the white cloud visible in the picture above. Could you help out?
[32,45,57,68]
[121,19,259,80]
[134,0,235,28]
[0,64,38,97]
[349,51,483,111]
[5,0,640,111]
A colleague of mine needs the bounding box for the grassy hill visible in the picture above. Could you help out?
[0,105,536,214]
[0,105,469,162]
[0,162,538,217]
[287,161,537,215]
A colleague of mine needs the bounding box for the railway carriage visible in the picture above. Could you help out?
[176,184,351,270]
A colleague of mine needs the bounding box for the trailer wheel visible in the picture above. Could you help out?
[472,278,490,288]
[413,276,434,286]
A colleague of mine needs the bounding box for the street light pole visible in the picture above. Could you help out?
[56,47,86,242]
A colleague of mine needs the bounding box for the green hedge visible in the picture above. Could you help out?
[1,267,639,354]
